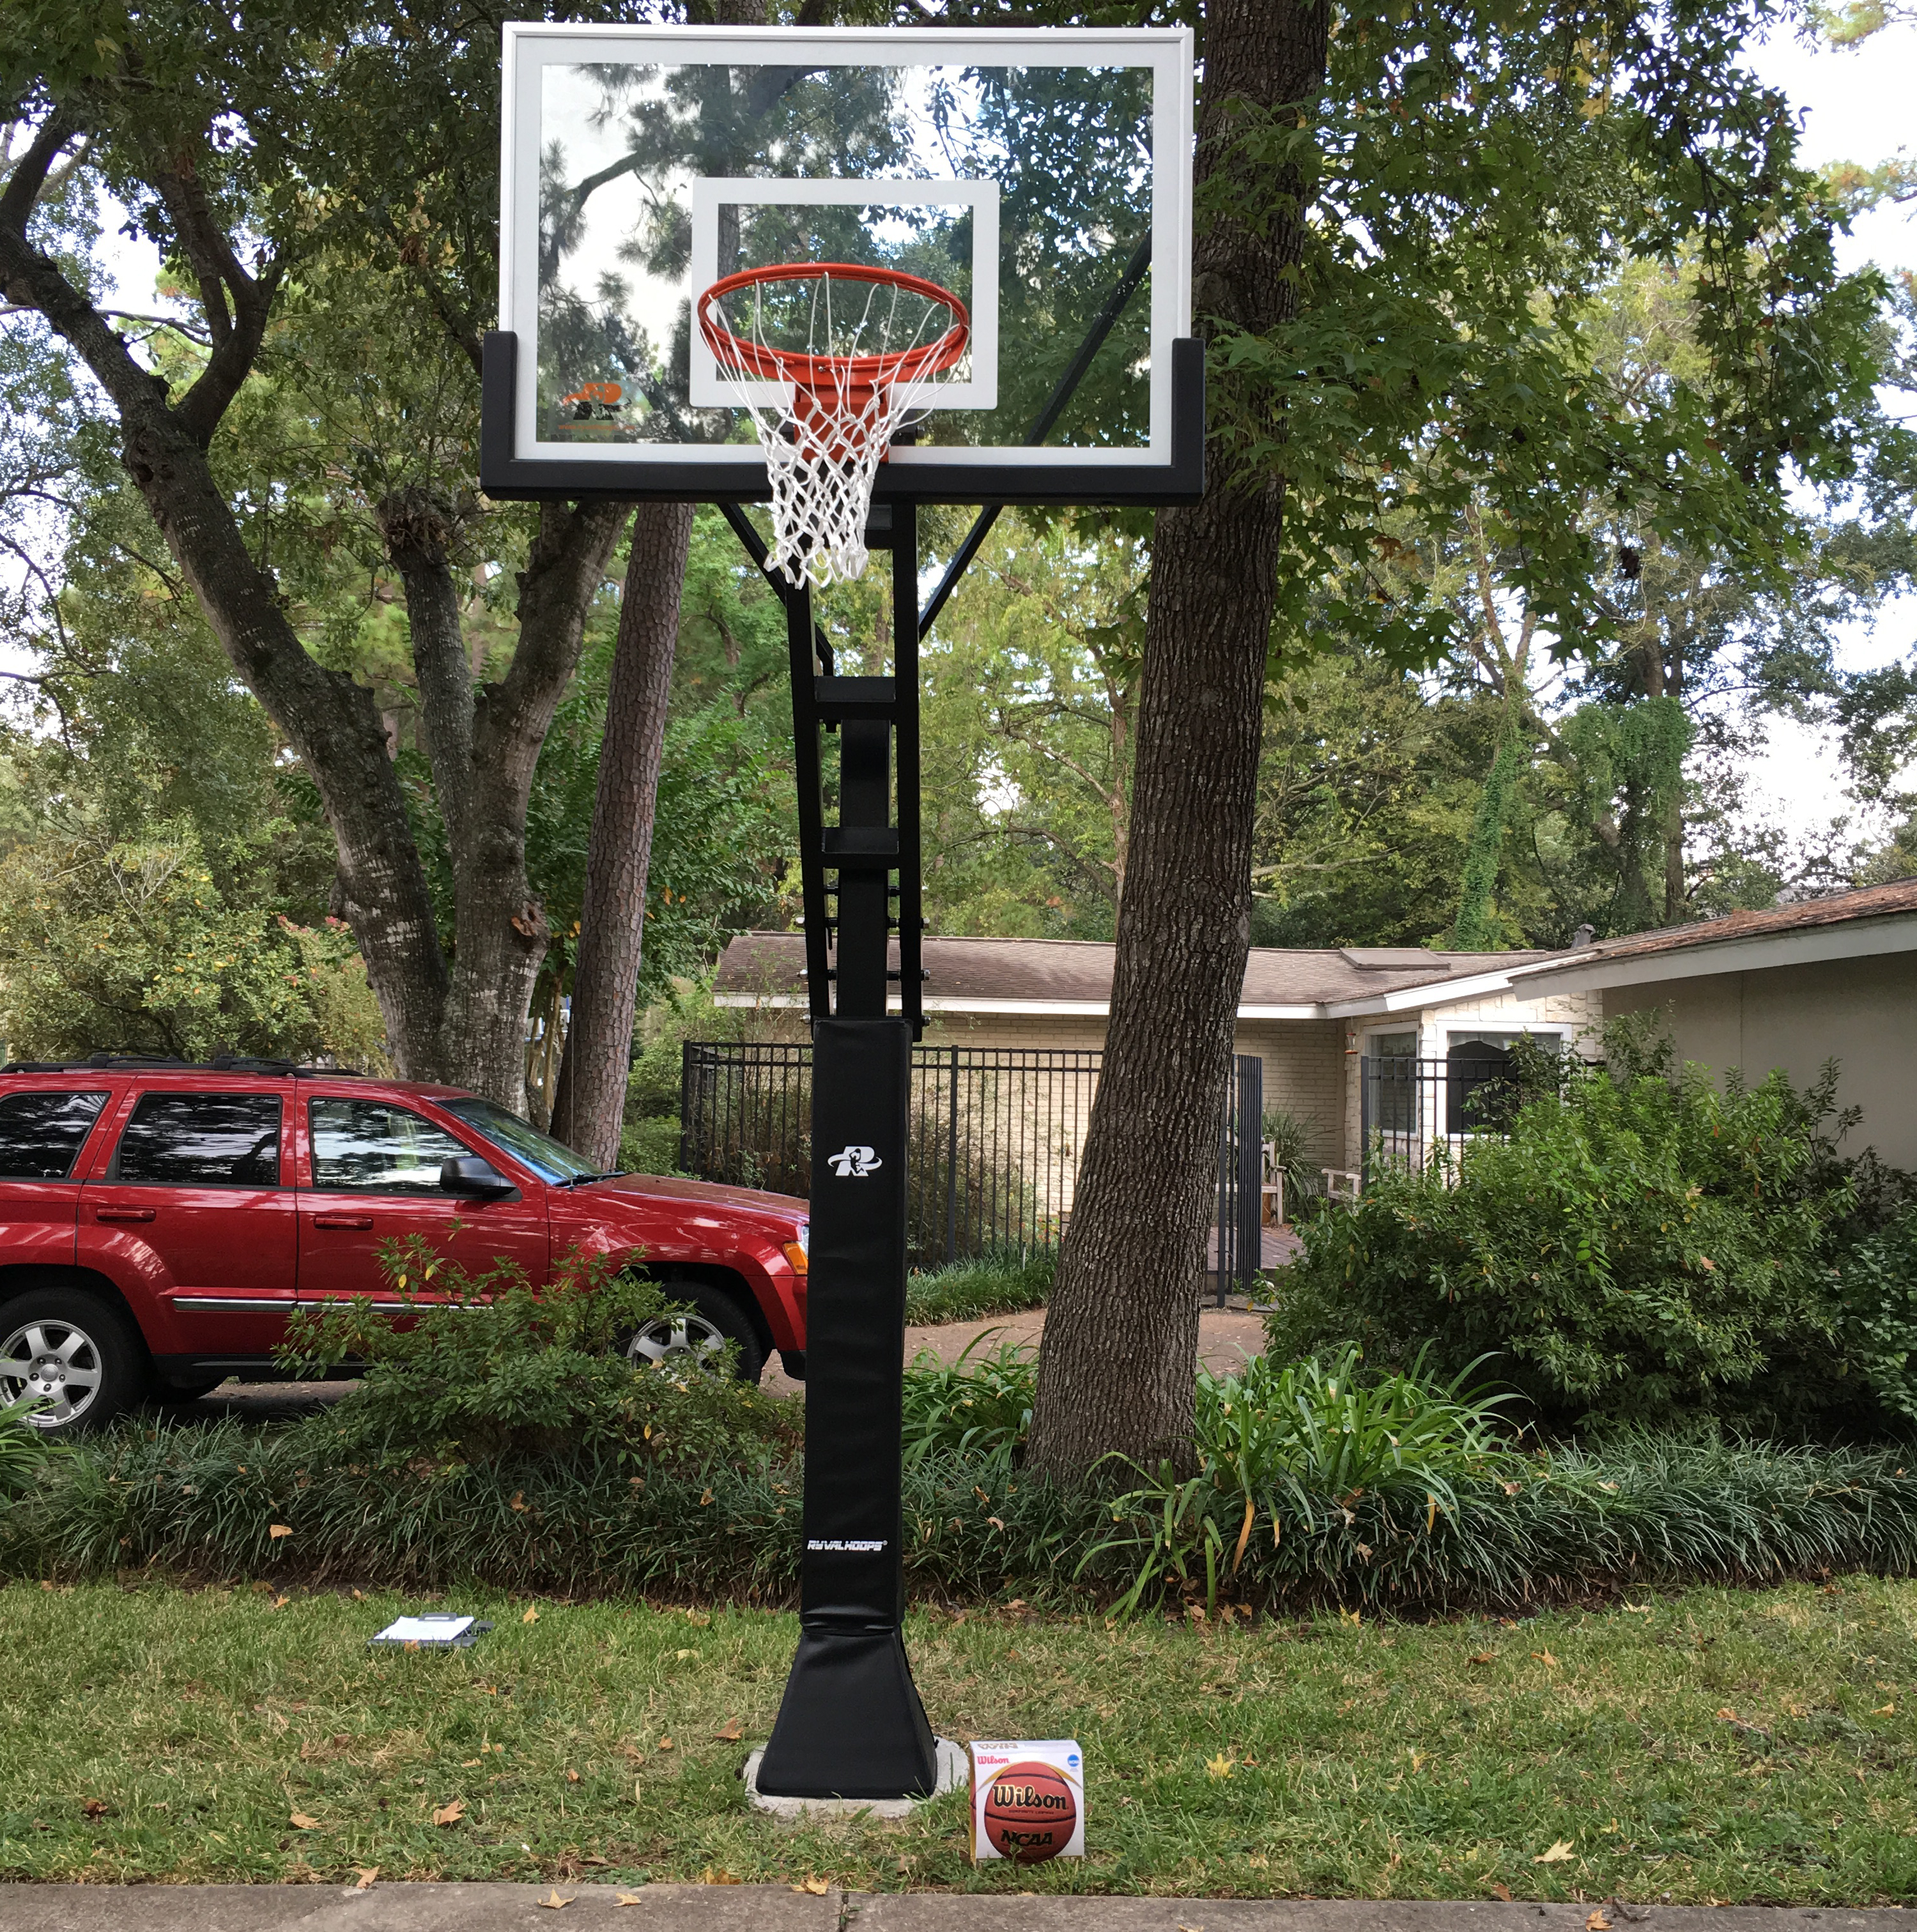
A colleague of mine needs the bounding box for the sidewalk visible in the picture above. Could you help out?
[0,1887,1904,1932]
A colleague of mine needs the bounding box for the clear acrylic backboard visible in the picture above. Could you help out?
[482,24,1199,506]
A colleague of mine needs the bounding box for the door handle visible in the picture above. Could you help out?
[93,1207,155,1223]
[311,1214,374,1230]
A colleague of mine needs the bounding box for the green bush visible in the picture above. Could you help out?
[1264,1023,1856,1430]
[899,1335,1036,1468]
[275,1239,800,1468]
[619,1115,688,1177]
[0,1401,48,1501]
[904,1245,1054,1326]
[1835,1209,1917,1425]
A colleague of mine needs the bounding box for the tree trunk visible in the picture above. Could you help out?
[551,502,695,1167]
[1025,0,1330,1483]
[383,493,629,1112]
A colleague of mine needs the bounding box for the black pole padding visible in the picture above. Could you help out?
[754,1016,937,1800]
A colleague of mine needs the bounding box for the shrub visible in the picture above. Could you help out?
[1263,1023,1854,1430]
[1087,1347,1518,1615]
[1261,1107,1322,1215]
[1835,1209,1917,1425]
[900,1335,1036,1468]
[275,1239,801,1468]
[904,1245,1054,1326]
[619,1115,688,1177]
[0,1400,48,1501]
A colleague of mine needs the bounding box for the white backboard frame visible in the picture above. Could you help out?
[497,22,1194,487]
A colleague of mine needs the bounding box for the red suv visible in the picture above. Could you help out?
[0,1057,810,1434]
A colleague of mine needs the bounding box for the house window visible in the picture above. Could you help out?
[1368,1031,1419,1133]
[1444,1029,1560,1135]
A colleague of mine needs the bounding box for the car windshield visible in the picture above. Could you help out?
[440,1098,603,1184]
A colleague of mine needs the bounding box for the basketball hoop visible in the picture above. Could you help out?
[698,263,969,588]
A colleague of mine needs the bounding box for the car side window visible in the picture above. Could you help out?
[0,1091,110,1181]
[114,1093,283,1187]
[309,1099,472,1193]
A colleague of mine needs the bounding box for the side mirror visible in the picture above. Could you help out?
[440,1154,515,1199]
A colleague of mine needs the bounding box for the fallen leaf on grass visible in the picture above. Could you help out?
[713,1718,744,1742]
[1488,1884,1513,1901]
[1205,1753,1235,1780]
[1469,1653,1496,1665]
[510,1492,528,1512]
[792,1877,830,1895]
[81,1798,107,1820]
[566,1769,580,1783]
[271,1596,289,1610]
[1532,1649,1560,1668]
[657,1737,674,1752]
[431,1800,466,1827]
[268,1524,292,1540]
[1716,1707,1738,1722]
[521,1606,539,1625]
[353,1867,378,1891]
[1622,1604,1652,1614]
[1533,1840,1575,1864]
[698,1489,714,1506]
[1587,1911,1613,1930]
[1872,1703,1896,1715]
[702,1868,741,1885]
[537,1891,573,1910]
[289,1811,320,1831]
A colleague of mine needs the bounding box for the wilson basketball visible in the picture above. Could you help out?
[980,1759,1080,1864]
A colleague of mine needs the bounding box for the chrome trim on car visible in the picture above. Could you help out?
[173,1297,296,1312]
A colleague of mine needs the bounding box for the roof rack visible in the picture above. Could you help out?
[0,1055,367,1078]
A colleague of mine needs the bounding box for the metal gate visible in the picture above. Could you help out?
[1213,1053,1263,1307]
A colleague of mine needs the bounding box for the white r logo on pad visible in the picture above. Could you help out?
[828,1145,883,1177]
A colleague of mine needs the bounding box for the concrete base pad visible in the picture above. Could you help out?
[743,1736,967,1818]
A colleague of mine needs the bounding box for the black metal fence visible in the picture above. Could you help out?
[681,1039,1268,1296]
[1359,1052,1523,1180]
[681,1042,1101,1268]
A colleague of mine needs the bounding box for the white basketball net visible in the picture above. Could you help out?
[702,272,966,589]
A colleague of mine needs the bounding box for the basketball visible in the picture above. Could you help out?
[980,1759,1080,1864]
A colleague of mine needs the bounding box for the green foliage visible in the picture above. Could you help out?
[1263,1023,1855,1429]
[1086,1347,1517,1617]
[275,1239,798,1468]
[0,1401,49,1502]
[904,1246,1054,1326]
[0,819,387,1065]
[899,1335,1037,1471]
[618,1114,687,1179]
[1260,1107,1321,1212]
[1835,1210,1917,1425]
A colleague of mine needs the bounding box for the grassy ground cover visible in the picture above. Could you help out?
[2,1575,1913,1900]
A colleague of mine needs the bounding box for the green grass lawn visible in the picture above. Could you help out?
[1,1576,1913,1900]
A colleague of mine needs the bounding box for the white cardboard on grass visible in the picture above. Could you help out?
[969,1739,1085,1862]
[371,1614,478,1646]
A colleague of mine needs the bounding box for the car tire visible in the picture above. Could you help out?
[625,1276,766,1384]
[0,1288,148,1436]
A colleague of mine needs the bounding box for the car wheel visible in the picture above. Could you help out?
[625,1278,766,1384]
[0,1289,147,1435]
